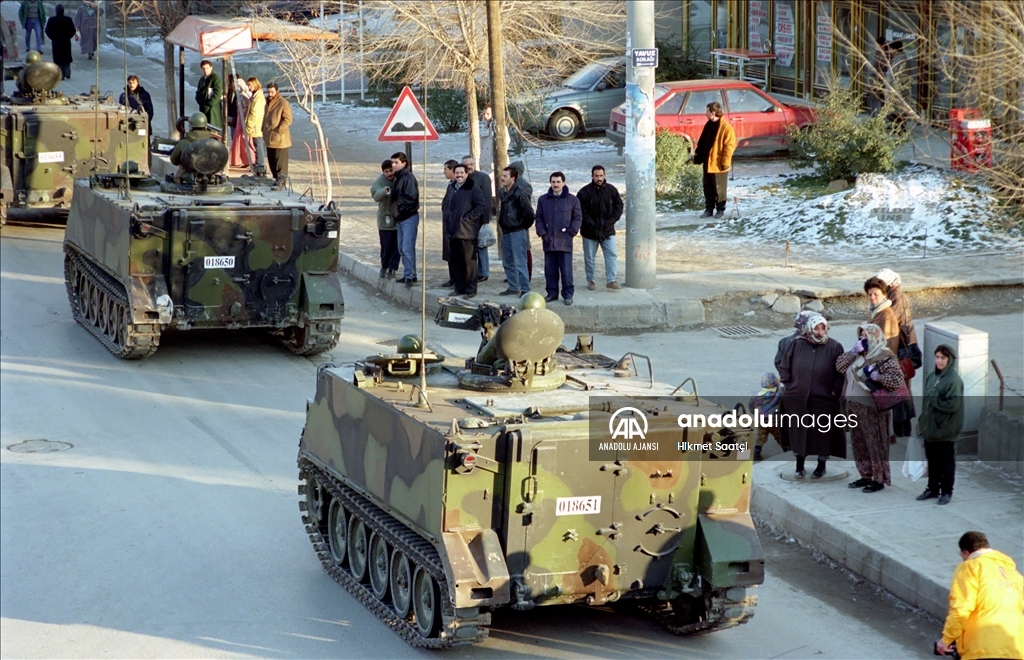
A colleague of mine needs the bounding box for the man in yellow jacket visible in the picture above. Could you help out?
[937,531,1024,660]
[692,101,736,219]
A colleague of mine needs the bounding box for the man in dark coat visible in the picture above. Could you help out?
[577,164,623,290]
[119,75,154,124]
[443,164,488,298]
[195,60,223,129]
[440,159,458,287]
[44,4,75,80]
[778,313,846,477]
[535,171,582,306]
[389,152,420,286]
[497,165,535,296]
[462,155,492,282]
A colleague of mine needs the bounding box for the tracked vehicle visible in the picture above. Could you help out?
[63,136,344,358]
[297,295,763,648]
[1,52,149,223]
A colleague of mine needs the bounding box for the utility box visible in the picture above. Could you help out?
[950,108,993,172]
[922,321,989,435]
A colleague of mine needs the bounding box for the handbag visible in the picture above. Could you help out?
[478,223,496,248]
[901,436,928,482]
[869,379,912,411]
[898,343,922,379]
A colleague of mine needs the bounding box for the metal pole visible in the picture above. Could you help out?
[624,0,657,289]
[359,0,365,101]
[321,1,327,104]
[179,46,186,122]
[340,1,346,102]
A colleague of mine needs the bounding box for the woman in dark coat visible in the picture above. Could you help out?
[118,75,154,124]
[836,323,905,492]
[44,4,76,80]
[916,345,963,505]
[875,267,920,437]
[778,312,846,478]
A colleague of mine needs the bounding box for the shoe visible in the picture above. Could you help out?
[700,210,714,218]
[607,281,621,290]
[714,209,724,218]
[499,288,520,296]
[753,446,763,462]
[811,464,826,479]
[890,435,897,444]
[404,279,415,288]
[477,276,488,282]
[848,478,871,489]
[794,469,805,479]
[937,494,952,505]
[545,295,558,303]
[463,292,476,299]
[587,281,596,290]
[88,53,94,60]
[386,269,396,280]
[564,298,573,306]
[862,481,885,493]
[441,279,453,288]
[916,489,937,501]
[378,268,387,278]
[396,277,409,284]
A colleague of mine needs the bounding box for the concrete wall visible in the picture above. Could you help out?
[978,406,1024,476]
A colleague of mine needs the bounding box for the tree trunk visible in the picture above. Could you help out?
[163,41,178,139]
[465,72,480,163]
[487,0,508,175]
[309,105,332,204]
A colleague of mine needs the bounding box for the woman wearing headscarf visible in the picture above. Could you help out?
[874,268,920,438]
[778,312,846,479]
[917,345,963,505]
[836,324,905,492]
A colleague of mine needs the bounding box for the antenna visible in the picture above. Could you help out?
[120,7,131,202]
[418,60,428,408]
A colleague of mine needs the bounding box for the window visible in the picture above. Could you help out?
[657,94,685,115]
[682,89,724,114]
[726,88,775,113]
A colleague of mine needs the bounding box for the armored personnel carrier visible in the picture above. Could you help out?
[63,135,344,358]
[297,294,763,648]
[1,51,149,223]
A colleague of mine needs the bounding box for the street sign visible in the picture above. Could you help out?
[377,86,440,142]
[631,48,659,68]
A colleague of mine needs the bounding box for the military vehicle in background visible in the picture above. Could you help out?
[297,294,763,648]
[1,51,150,224]
[63,134,344,358]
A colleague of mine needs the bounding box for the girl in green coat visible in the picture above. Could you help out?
[916,344,963,505]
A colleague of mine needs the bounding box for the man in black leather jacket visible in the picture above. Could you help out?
[389,152,420,286]
[576,165,623,291]
[497,166,535,296]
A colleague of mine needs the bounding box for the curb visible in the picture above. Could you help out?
[750,478,949,619]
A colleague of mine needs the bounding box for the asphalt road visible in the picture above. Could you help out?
[2,224,1008,659]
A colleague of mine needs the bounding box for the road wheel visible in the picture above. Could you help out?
[412,564,441,637]
[368,531,389,601]
[104,295,117,339]
[390,550,412,618]
[77,273,89,318]
[87,283,101,326]
[327,498,347,566]
[548,109,581,140]
[347,514,369,582]
[305,478,327,530]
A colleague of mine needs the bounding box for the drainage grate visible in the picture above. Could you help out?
[716,326,764,337]
[7,439,73,453]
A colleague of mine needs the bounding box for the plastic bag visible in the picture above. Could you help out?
[901,436,928,482]
[478,223,496,248]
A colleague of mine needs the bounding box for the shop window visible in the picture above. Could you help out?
[748,0,770,53]
[772,0,802,93]
[689,0,713,62]
[657,94,685,115]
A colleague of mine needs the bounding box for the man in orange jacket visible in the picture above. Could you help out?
[937,531,1024,660]
[692,101,736,219]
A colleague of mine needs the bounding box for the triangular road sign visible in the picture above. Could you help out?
[378,86,440,142]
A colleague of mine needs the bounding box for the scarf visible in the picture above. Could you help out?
[848,323,892,391]
[801,312,829,345]
[874,268,901,288]
[868,297,892,320]
[793,310,813,330]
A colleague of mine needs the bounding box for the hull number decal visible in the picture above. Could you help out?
[555,496,601,516]
[204,256,236,269]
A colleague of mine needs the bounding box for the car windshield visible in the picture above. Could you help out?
[561,62,609,90]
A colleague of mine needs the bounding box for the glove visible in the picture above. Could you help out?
[854,338,868,354]
[864,364,881,381]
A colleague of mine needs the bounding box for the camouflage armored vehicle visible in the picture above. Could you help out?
[297,295,763,648]
[63,135,344,358]
[1,51,149,223]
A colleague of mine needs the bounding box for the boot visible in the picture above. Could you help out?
[794,455,806,479]
[811,458,826,479]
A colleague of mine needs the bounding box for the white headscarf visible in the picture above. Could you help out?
[801,312,829,345]
[874,268,901,288]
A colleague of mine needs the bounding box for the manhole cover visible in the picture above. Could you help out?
[7,439,73,453]
[716,326,764,337]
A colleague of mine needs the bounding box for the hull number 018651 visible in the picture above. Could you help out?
[555,496,601,516]
[204,256,236,269]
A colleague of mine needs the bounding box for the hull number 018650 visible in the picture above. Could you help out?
[555,496,601,516]
[204,256,236,269]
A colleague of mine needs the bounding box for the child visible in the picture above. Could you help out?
[749,372,788,461]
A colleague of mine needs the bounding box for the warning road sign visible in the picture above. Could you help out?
[378,86,439,142]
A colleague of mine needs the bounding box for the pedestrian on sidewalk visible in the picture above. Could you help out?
[389,151,420,287]
[937,531,1024,660]
[19,0,45,54]
[749,372,787,461]
[226,73,251,169]
[371,159,400,280]
[577,164,623,291]
[195,60,223,130]
[119,75,154,124]
[509,160,535,281]
[916,345,963,505]
[497,165,534,296]
[443,164,488,298]
[775,310,814,371]
[44,5,75,80]
[875,267,921,438]
[864,276,900,355]
[778,312,845,479]
[73,0,101,60]
[263,82,292,189]
[535,171,582,306]
[244,77,266,177]
[692,101,736,219]
[836,323,904,492]
[440,159,458,288]
[462,155,492,282]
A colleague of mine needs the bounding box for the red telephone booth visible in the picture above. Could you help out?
[950,109,993,172]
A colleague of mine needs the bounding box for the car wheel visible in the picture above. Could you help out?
[547,110,581,141]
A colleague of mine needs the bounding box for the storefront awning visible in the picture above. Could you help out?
[166,16,254,56]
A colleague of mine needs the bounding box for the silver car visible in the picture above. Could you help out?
[519,56,626,140]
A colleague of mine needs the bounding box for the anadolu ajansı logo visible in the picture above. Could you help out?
[609,406,648,441]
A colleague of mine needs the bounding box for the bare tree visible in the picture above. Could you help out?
[358,0,626,161]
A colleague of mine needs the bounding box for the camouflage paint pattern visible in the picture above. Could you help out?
[300,359,764,612]
[64,177,343,329]
[2,101,149,212]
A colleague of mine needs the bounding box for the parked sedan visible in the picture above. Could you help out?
[606,79,816,155]
[519,56,626,140]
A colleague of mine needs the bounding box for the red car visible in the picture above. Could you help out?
[606,79,816,155]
